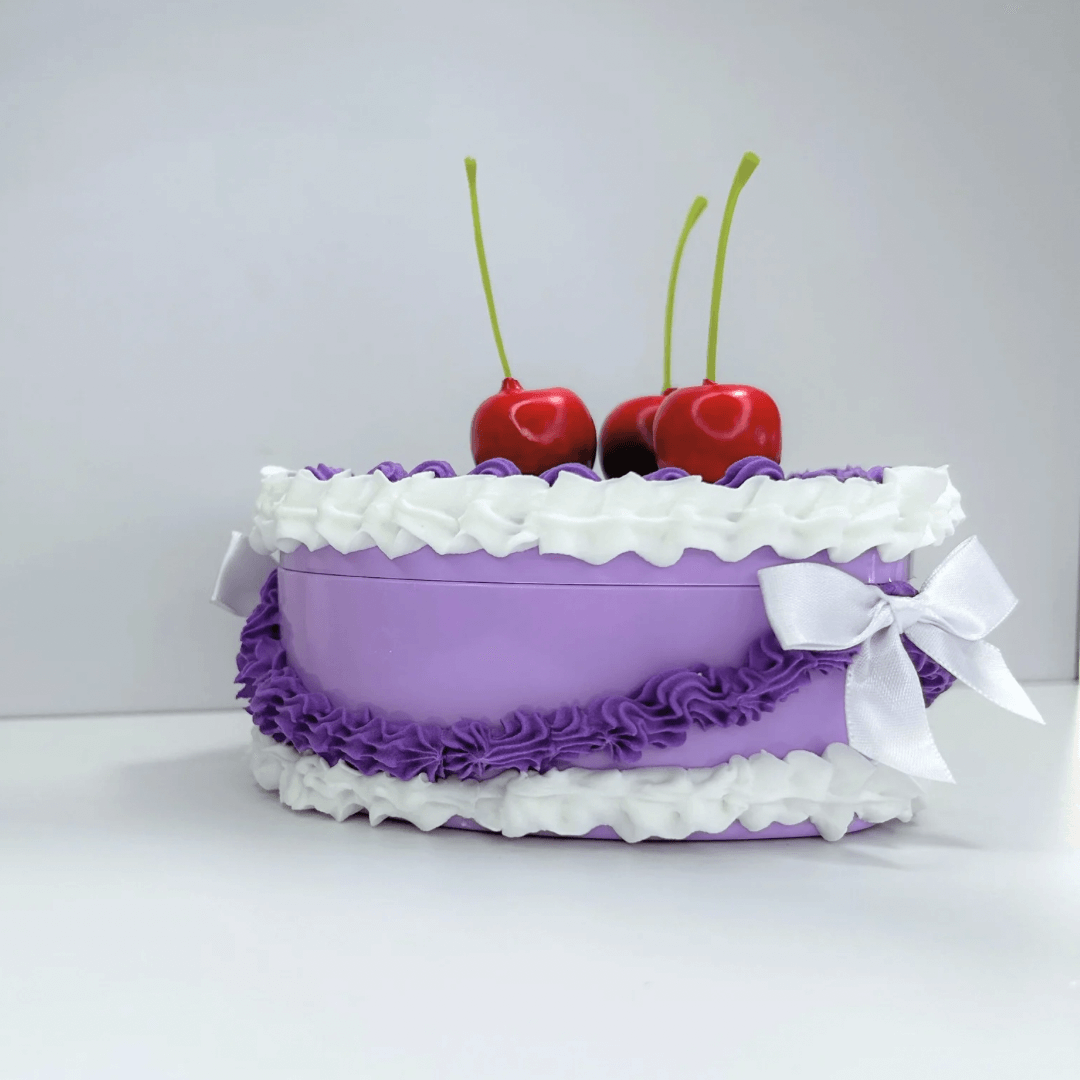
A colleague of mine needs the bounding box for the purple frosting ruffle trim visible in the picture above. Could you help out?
[237,572,954,783]
[305,456,887,487]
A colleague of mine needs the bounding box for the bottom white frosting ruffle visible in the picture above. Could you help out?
[251,730,923,842]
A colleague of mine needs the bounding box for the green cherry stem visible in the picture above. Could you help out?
[706,151,760,383]
[663,195,708,391]
[464,157,512,380]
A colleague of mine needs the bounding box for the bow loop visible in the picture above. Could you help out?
[212,531,277,617]
[760,563,889,651]
[918,536,1018,640]
[758,536,1041,783]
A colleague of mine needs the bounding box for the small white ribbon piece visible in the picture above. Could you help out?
[211,531,276,617]
[758,536,1043,782]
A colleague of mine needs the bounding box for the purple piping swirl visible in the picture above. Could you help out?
[643,467,691,481]
[408,460,457,478]
[305,464,344,480]
[539,462,603,484]
[237,572,954,783]
[718,456,786,486]
[367,461,409,481]
[467,458,521,478]
[788,464,887,483]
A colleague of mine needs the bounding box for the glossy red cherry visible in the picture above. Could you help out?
[463,160,596,475]
[652,379,781,483]
[599,395,663,478]
[599,387,680,478]
[654,154,781,481]
[472,377,597,475]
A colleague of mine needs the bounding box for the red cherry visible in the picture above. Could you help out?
[652,379,781,483]
[599,395,663,478]
[472,377,597,475]
[599,387,680,478]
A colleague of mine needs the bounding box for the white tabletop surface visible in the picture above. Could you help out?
[3,684,1079,1080]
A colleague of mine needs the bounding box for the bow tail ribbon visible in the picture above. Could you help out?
[846,625,956,782]
[904,623,1042,724]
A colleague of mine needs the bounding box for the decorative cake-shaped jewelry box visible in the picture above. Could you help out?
[214,456,1039,842]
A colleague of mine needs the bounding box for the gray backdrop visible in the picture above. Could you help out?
[2,0,1078,717]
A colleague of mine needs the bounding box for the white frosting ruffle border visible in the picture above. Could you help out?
[248,465,963,566]
[251,730,923,842]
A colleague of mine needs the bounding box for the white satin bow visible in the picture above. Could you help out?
[212,531,276,617]
[757,536,1043,782]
